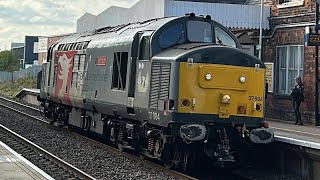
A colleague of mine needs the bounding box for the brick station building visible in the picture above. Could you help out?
[248,0,318,124]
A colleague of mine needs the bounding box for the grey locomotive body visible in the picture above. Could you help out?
[38,14,273,171]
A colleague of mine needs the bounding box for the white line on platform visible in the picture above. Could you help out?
[274,135,320,150]
[271,127,320,137]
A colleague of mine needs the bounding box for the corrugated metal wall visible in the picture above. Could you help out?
[0,66,41,81]
[164,0,270,29]
[77,13,97,33]
[0,72,13,81]
[97,7,128,28]
[126,0,165,24]
[175,0,246,4]
[76,0,269,33]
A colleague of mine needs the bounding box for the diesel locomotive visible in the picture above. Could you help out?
[38,13,274,171]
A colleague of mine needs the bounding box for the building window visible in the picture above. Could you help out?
[278,0,304,8]
[277,45,304,95]
[112,52,128,90]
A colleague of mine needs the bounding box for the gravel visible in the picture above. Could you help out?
[0,106,179,180]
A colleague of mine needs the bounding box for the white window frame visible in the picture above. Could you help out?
[276,45,304,95]
[277,0,304,9]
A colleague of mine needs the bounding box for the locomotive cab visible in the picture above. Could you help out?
[150,15,241,58]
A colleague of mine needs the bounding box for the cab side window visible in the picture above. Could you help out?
[112,52,128,91]
[139,36,150,60]
[214,26,237,48]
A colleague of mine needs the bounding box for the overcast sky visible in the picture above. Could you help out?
[0,0,139,51]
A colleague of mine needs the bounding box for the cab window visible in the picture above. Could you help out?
[187,21,212,43]
[158,23,185,49]
[214,26,236,48]
[139,36,150,60]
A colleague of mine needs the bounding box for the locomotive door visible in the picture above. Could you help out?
[128,31,152,119]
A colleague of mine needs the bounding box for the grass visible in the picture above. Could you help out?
[0,75,37,98]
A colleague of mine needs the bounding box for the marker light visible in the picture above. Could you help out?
[238,105,246,114]
[205,73,212,80]
[240,76,246,83]
[181,99,190,107]
[256,103,262,111]
[254,102,262,112]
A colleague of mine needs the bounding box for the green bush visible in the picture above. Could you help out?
[0,75,36,98]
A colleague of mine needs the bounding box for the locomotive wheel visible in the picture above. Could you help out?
[39,103,45,117]
[161,143,178,169]
[162,151,174,169]
[182,149,196,172]
[117,143,124,152]
[138,152,146,160]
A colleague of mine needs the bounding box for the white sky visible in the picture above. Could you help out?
[0,0,139,50]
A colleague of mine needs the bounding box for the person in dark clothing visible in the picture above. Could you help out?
[290,76,305,125]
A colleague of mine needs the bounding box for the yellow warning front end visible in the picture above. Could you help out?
[178,63,265,119]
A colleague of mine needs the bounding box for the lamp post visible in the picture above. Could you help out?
[258,0,264,60]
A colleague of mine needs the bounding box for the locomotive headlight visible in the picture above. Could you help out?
[222,95,231,104]
[205,73,212,80]
[239,76,246,83]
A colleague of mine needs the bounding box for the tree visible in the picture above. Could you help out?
[0,50,20,72]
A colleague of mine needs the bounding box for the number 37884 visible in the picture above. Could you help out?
[248,96,263,101]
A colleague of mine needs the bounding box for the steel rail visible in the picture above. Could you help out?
[0,99,197,180]
[0,96,41,112]
[0,123,96,180]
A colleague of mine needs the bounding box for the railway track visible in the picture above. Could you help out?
[0,124,95,180]
[0,96,257,180]
[0,96,42,117]
[0,97,307,180]
[0,96,197,180]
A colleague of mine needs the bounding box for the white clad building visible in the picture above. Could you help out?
[77,0,270,33]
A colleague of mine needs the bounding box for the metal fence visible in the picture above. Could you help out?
[0,65,42,81]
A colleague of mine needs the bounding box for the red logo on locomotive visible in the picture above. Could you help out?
[54,51,77,105]
[96,56,107,66]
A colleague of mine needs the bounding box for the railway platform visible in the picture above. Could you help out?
[252,119,320,179]
[267,119,320,149]
[0,141,53,180]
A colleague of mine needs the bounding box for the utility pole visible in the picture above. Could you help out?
[316,1,320,126]
[258,0,264,60]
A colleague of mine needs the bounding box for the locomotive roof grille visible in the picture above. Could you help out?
[57,41,90,52]
[89,17,168,36]
[95,23,131,34]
